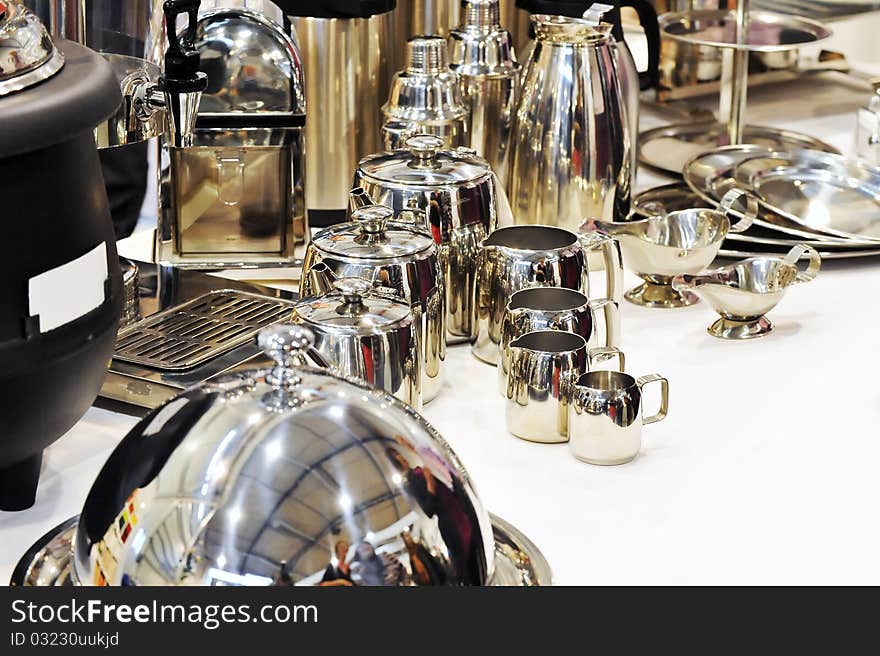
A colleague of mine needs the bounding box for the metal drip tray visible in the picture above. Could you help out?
[115,290,296,370]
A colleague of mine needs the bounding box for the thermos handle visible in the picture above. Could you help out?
[636,374,669,426]
[588,298,620,350]
[618,0,661,90]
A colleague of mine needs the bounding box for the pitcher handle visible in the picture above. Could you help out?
[580,232,624,304]
[719,188,757,234]
[636,374,668,425]
[587,346,625,374]
[588,298,620,349]
[784,244,821,284]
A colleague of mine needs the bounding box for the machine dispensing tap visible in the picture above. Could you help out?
[133,0,207,148]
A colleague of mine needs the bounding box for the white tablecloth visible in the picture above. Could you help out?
[2,71,879,586]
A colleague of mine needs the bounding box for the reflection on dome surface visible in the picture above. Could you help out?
[75,366,494,587]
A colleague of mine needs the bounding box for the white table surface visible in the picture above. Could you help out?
[3,71,879,586]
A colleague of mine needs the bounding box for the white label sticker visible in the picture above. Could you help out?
[28,242,109,333]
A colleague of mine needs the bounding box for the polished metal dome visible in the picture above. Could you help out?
[194,8,305,114]
[72,325,495,586]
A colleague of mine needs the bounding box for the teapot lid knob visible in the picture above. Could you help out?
[407,134,444,165]
[333,277,373,307]
[258,325,314,389]
[352,205,393,235]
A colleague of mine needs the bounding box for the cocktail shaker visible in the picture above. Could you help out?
[449,0,520,184]
[382,35,469,149]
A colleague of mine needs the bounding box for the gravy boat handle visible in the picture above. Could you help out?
[671,273,708,293]
[720,189,757,234]
[784,244,821,284]
[579,217,640,238]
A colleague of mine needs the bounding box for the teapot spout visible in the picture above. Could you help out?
[304,262,338,297]
[348,187,376,215]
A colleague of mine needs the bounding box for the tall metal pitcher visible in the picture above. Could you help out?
[507,12,632,230]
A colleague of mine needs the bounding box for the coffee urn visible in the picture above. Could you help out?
[0,1,122,510]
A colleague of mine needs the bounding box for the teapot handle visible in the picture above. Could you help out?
[784,244,822,284]
[719,188,757,234]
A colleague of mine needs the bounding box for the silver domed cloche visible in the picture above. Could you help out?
[73,325,497,586]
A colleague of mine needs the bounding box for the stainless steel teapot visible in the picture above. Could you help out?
[300,203,446,403]
[354,134,513,340]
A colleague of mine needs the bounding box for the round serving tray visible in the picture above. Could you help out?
[639,122,839,180]
[682,145,880,245]
[10,514,553,587]
[731,149,880,242]
[659,9,832,52]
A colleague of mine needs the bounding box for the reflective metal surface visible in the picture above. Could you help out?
[570,370,668,466]
[449,0,520,184]
[157,6,308,268]
[639,122,840,180]
[0,0,64,96]
[507,14,632,229]
[12,513,551,586]
[92,54,163,148]
[660,9,831,52]
[292,10,397,216]
[683,144,877,244]
[100,264,304,410]
[120,258,141,330]
[731,149,880,241]
[673,243,821,339]
[383,36,468,149]
[300,205,446,404]
[632,182,710,218]
[115,290,298,371]
[355,135,505,339]
[498,287,620,395]
[473,226,589,364]
[75,325,499,586]
[503,331,623,444]
[582,189,756,308]
[293,279,422,409]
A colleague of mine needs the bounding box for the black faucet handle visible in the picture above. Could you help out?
[162,0,205,86]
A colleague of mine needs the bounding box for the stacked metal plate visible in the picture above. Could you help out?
[633,146,880,260]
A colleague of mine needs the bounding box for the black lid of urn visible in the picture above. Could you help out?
[0,40,121,158]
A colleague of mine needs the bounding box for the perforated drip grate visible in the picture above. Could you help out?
[114,290,296,370]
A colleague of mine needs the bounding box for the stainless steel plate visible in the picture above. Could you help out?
[10,514,552,587]
[719,245,880,260]
[114,290,297,371]
[659,10,832,52]
[682,145,880,245]
[639,123,839,179]
[733,149,880,241]
[632,183,710,218]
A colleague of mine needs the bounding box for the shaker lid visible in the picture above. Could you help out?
[294,278,414,335]
[311,204,435,259]
[359,135,491,186]
[0,1,65,97]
